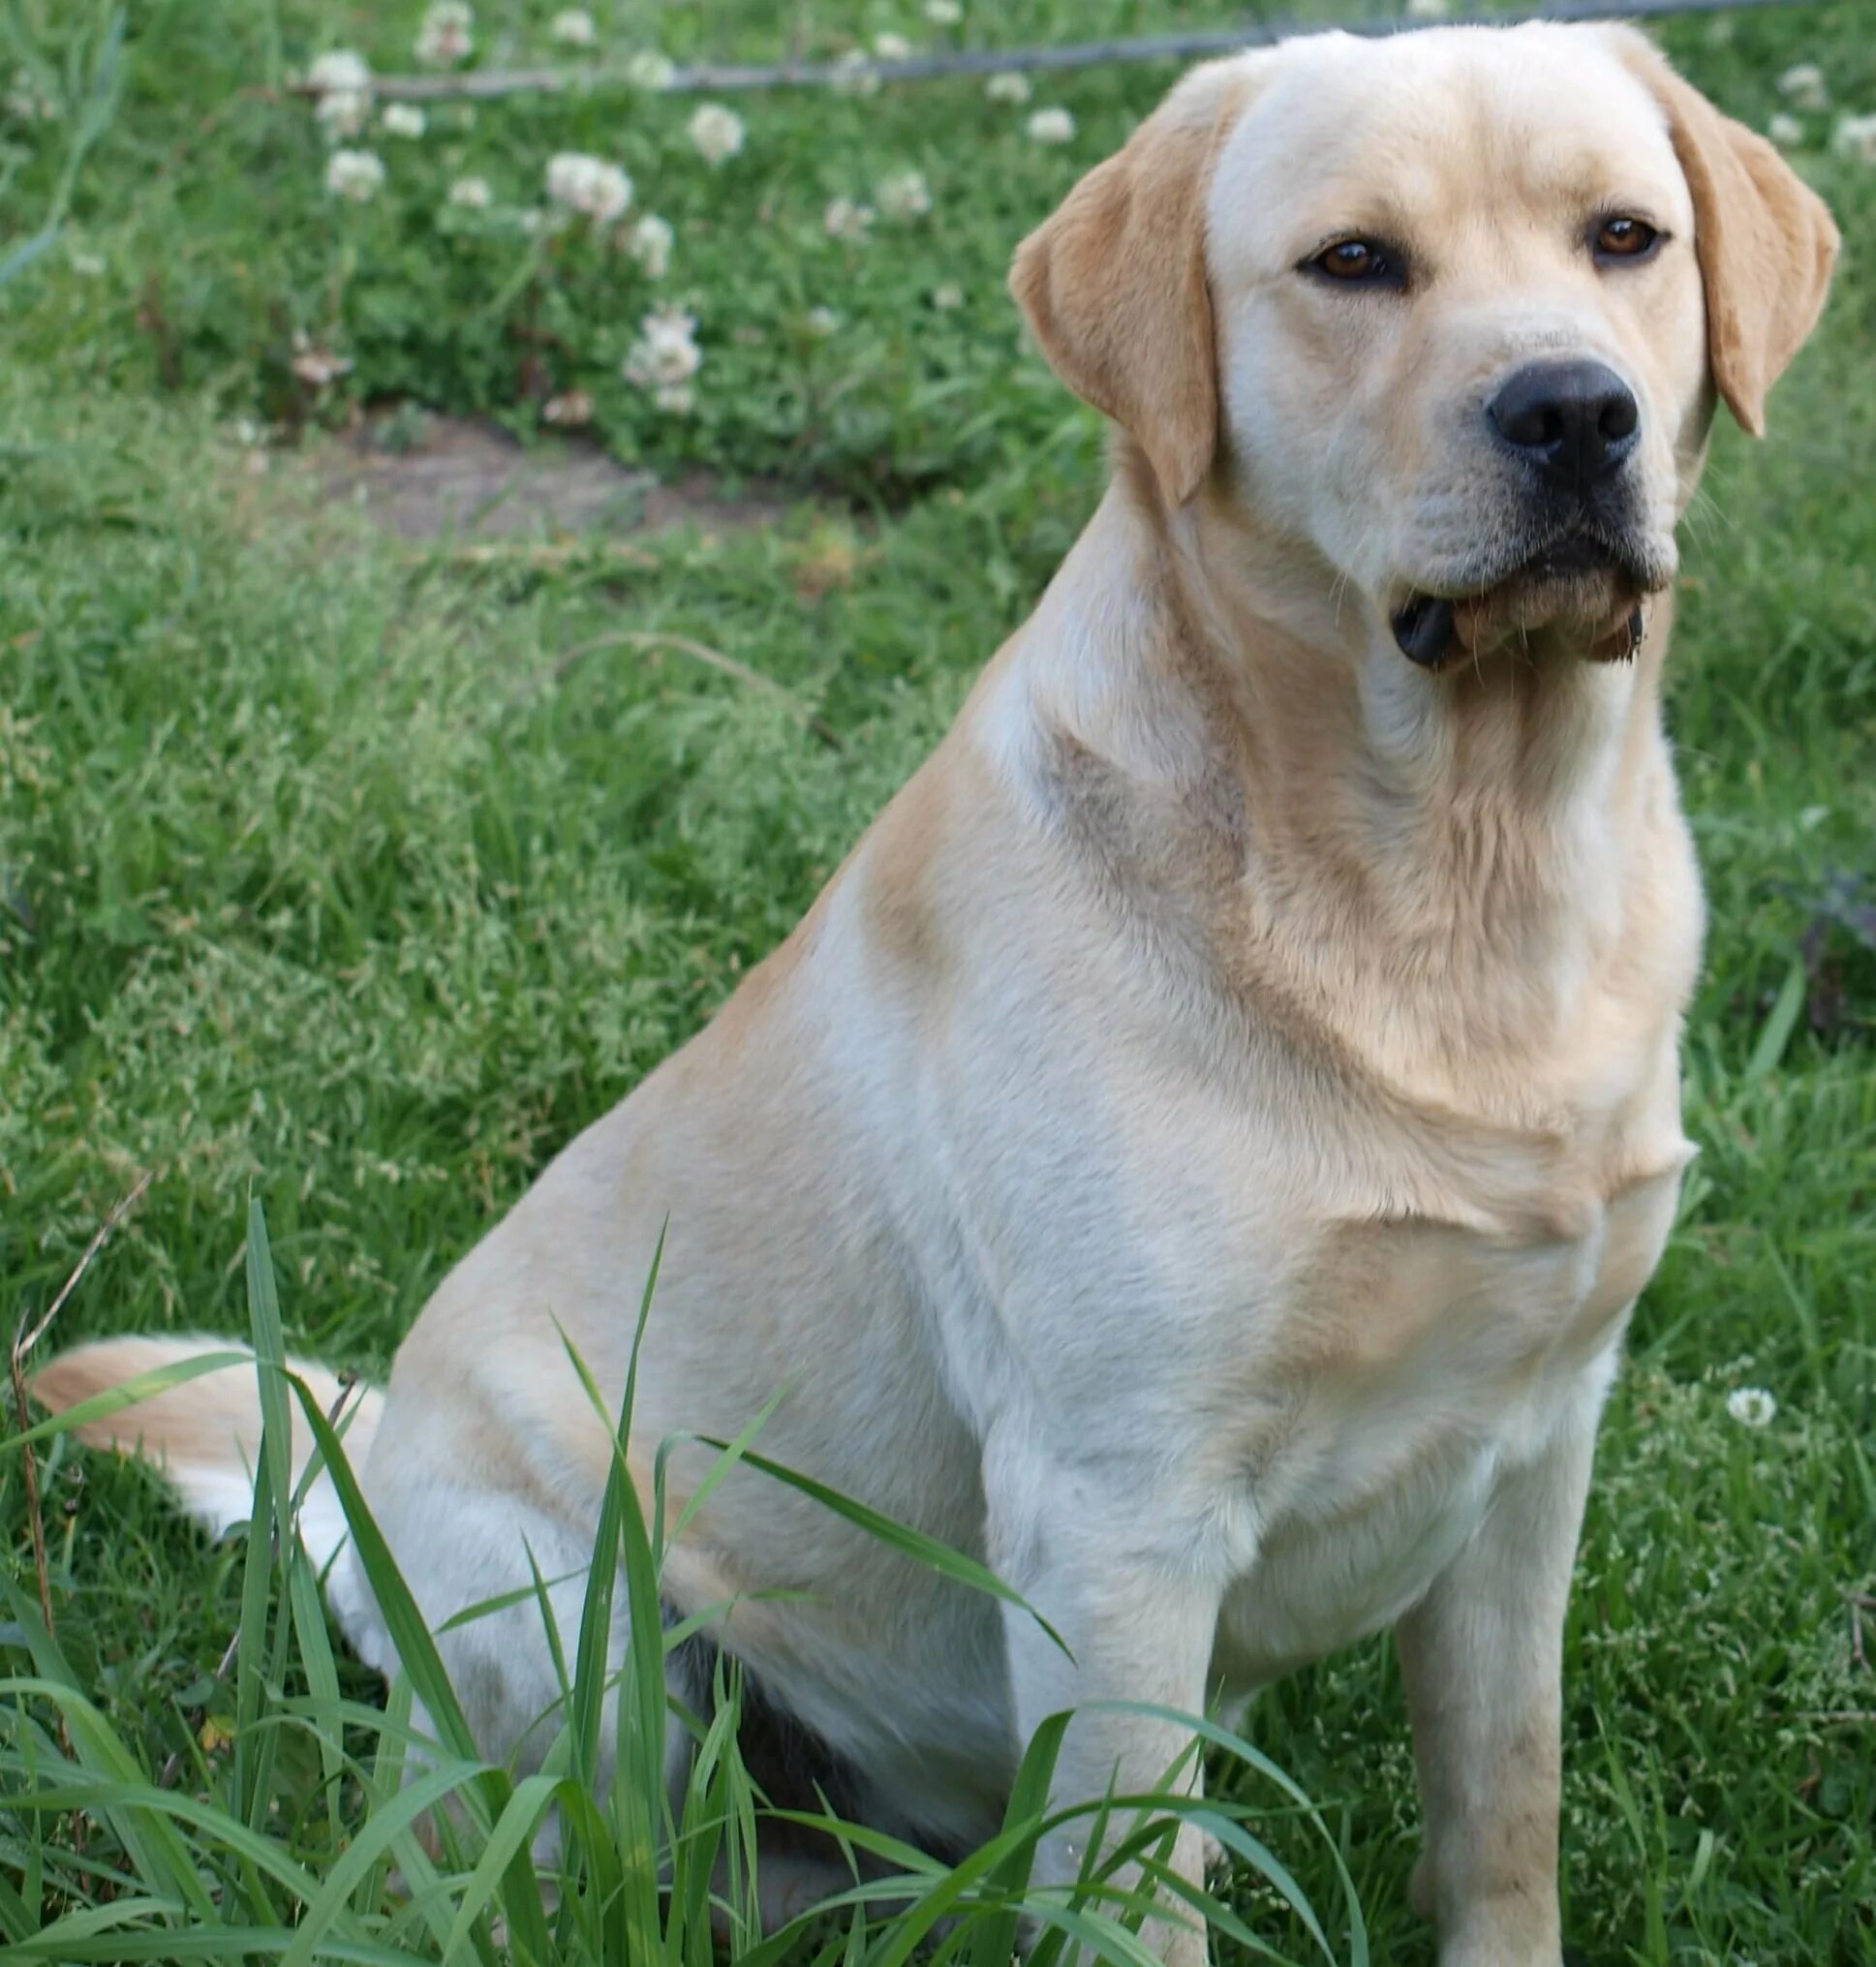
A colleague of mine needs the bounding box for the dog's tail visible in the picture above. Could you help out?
[31,1335,384,1585]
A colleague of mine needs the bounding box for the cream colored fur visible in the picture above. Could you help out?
[35,24,1835,1964]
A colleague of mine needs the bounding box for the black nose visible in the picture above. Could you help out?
[1488,360,1640,491]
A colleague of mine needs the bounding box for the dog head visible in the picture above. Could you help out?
[1011,25,1837,668]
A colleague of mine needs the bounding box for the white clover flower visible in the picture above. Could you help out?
[984,71,1031,106]
[925,0,964,22]
[1405,0,1449,17]
[806,305,840,337]
[447,173,493,209]
[823,196,876,245]
[382,103,426,138]
[308,49,371,96]
[627,212,674,277]
[624,305,703,410]
[545,151,633,224]
[318,88,371,138]
[876,169,932,221]
[69,247,106,277]
[832,50,882,98]
[6,66,58,123]
[932,281,964,310]
[1768,111,1805,149]
[551,9,598,48]
[625,49,676,91]
[1027,106,1075,145]
[875,32,912,61]
[1776,63,1827,112]
[1831,111,1876,164]
[308,52,374,139]
[325,147,386,201]
[415,1,475,69]
[687,102,746,165]
[1726,1387,1778,1429]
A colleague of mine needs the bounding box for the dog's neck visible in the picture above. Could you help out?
[1011,455,1699,1115]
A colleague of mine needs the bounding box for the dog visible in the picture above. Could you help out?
[38,22,1835,1963]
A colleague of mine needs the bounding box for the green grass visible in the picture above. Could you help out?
[4,0,1875,1961]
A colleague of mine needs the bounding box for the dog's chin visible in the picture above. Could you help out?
[1389,538,1670,670]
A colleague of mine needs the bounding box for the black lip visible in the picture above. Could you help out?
[1492,521,1645,589]
[1391,532,1654,670]
[1524,533,1620,576]
[1517,498,1664,587]
[1391,595,1459,667]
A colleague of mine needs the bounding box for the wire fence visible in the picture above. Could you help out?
[349,0,1828,102]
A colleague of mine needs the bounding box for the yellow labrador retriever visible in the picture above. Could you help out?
[40,22,1835,1963]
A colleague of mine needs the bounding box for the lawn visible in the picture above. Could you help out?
[2,1,1873,1961]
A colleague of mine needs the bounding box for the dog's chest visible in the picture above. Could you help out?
[1208,1133,1691,1684]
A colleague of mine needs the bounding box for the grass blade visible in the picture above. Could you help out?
[278,1761,494,1967]
[968,1707,1068,1967]
[285,1541,347,1851]
[554,1232,668,1963]
[435,1772,562,1965]
[695,1437,1070,1659]
[5,1350,254,1453]
[244,1196,296,1558]
[1745,955,1807,1080]
[279,1367,553,1962]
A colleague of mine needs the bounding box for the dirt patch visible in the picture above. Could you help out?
[314,412,791,542]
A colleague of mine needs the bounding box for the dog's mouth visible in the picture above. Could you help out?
[1390,532,1666,671]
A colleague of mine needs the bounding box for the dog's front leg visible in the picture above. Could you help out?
[990,1462,1223,1966]
[1395,1365,1610,1967]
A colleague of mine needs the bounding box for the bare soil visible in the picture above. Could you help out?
[314,412,791,542]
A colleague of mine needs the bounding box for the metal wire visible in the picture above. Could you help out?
[359,0,1826,101]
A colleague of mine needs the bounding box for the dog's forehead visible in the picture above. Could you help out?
[1210,26,1690,257]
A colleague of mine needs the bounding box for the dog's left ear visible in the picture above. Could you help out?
[1010,60,1257,505]
[1615,31,1839,437]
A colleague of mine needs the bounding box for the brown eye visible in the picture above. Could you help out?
[1308,238,1401,287]
[1594,215,1660,261]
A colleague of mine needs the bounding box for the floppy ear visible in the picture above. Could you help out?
[1009,62,1255,505]
[1616,33,1839,437]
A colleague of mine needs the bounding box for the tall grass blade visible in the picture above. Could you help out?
[554,1229,667,1963]
[280,1363,553,1962]
[285,1541,347,1850]
[3,1351,253,1453]
[9,1930,430,1965]
[0,1645,215,1924]
[434,1771,561,1964]
[1746,955,1807,1080]
[278,1761,494,1967]
[655,1387,784,1559]
[1096,1700,1369,1966]
[243,1196,295,1556]
[695,1437,1070,1658]
[968,1706,1068,1967]
[231,1447,279,1841]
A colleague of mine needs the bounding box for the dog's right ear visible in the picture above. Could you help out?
[1010,60,1259,507]
[1612,29,1839,437]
